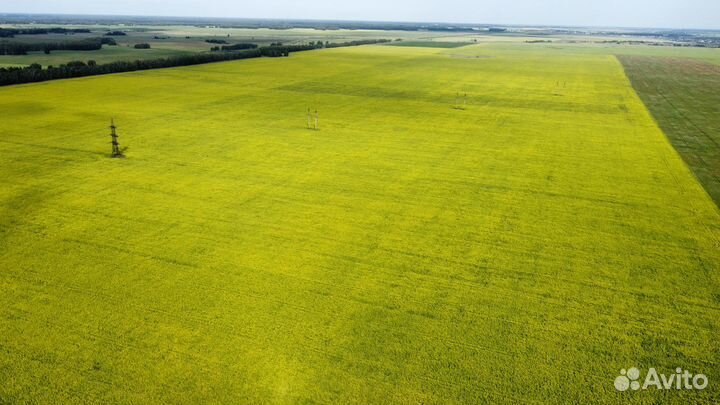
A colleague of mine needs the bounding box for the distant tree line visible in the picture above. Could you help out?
[0,37,116,55]
[211,43,258,51]
[0,39,392,86]
[210,39,390,52]
[0,27,91,38]
[134,43,151,49]
[324,39,391,48]
[105,31,127,36]
[308,41,329,48]
[205,39,228,44]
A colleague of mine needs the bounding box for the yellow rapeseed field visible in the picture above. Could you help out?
[1,43,719,404]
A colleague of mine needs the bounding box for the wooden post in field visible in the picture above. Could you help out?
[314,110,319,130]
[109,118,123,158]
[464,93,467,108]
[307,108,312,129]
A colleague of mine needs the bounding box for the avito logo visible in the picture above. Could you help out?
[614,367,708,392]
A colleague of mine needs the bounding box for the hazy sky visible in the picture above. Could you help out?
[2,0,718,29]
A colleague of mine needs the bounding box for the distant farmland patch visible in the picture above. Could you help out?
[386,41,474,48]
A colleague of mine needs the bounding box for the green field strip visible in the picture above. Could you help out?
[618,55,720,209]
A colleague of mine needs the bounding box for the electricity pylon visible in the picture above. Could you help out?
[454,92,467,110]
[109,118,124,158]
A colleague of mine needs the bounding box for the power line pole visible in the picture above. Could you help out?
[454,92,467,110]
[109,118,124,158]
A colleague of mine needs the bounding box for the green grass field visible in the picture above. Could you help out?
[0,29,204,66]
[0,26,435,67]
[619,55,720,207]
[0,46,198,67]
[1,43,720,404]
[385,41,474,48]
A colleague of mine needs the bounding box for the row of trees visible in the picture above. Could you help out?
[325,39,392,48]
[211,43,258,51]
[0,37,116,55]
[0,45,309,85]
[0,27,90,38]
[0,39,392,86]
[210,39,391,52]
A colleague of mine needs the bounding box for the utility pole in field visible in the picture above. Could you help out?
[454,92,467,110]
[109,118,124,158]
[314,110,319,130]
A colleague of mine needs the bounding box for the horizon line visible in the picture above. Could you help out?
[1,11,719,32]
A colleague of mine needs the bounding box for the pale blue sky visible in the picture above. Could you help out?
[2,0,718,29]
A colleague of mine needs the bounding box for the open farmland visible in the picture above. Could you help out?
[1,43,719,404]
[619,55,720,206]
[384,41,475,48]
[0,24,435,67]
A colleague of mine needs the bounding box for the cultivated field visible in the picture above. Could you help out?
[0,25,432,67]
[1,43,719,404]
[620,55,720,206]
